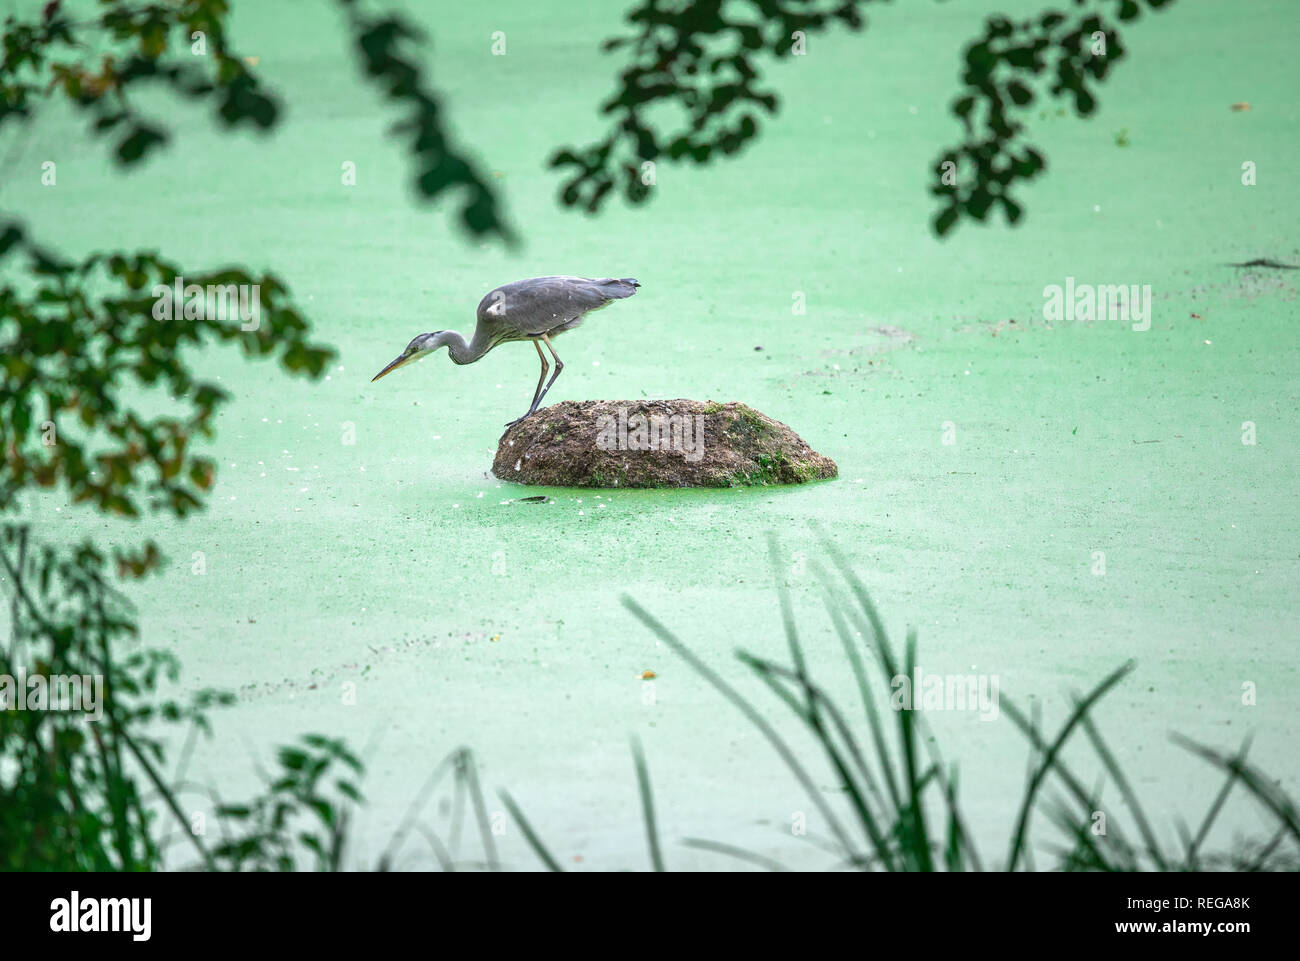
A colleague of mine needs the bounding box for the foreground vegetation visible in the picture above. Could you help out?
[4,0,1289,873]
[506,533,1300,872]
[4,525,1296,870]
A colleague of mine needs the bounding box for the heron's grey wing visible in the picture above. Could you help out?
[477,276,639,335]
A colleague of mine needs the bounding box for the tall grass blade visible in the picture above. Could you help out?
[630,738,665,871]
[622,594,862,861]
[499,790,565,872]
[813,564,902,816]
[739,653,896,869]
[813,528,900,677]
[457,748,500,871]
[1186,738,1251,867]
[894,628,934,871]
[1079,714,1168,869]
[1004,660,1135,870]
[682,838,789,871]
[379,750,458,867]
[1171,735,1300,848]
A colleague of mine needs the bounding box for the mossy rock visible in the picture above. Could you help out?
[492,399,837,488]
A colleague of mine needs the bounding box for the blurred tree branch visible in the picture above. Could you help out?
[338,0,517,244]
[0,0,514,565]
[550,0,1175,236]
[0,223,334,533]
[1,0,279,166]
[931,0,1173,234]
[0,0,498,871]
[1,0,512,238]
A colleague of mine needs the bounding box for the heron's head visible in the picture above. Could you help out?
[371,332,445,382]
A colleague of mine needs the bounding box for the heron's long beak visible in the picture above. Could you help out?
[371,353,413,382]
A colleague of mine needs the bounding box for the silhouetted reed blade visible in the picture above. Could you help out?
[5,524,1295,870]
[496,531,1300,873]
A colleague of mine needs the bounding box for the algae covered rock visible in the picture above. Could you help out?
[491,399,836,488]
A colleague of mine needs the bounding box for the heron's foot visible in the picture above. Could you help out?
[504,412,533,428]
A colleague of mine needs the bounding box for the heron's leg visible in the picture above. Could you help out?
[529,334,565,411]
[506,339,549,426]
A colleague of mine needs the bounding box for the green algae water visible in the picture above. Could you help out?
[5,0,1297,868]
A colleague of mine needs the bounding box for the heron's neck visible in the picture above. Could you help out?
[435,329,491,365]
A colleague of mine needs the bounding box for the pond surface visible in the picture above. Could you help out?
[9,0,1298,868]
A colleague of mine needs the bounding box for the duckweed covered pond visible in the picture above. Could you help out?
[6,0,1297,868]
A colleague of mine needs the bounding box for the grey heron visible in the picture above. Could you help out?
[371,275,641,425]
